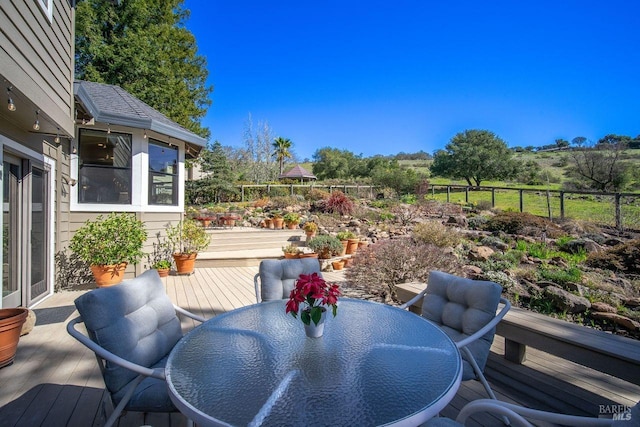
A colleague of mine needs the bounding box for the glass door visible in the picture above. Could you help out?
[2,154,50,308]
[2,157,21,307]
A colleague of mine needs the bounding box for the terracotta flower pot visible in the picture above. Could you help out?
[298,252,318,259]
[339,240,348,256]
[173,253,197,275]
[286,222,299,230]
[0,308,29,369]
[305,231,316,242]
[284,252,299,259]
[346,238,359,255]
[156,268,170,278]
[264,219,274,229]
[332,260,345,270]
[273,218,284,229]
[90,263,128,288]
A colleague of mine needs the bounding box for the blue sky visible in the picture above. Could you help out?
[183,1,640,160]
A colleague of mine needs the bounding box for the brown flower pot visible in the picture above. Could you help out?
[332,260,345,270]
[298,252,318,259]
[0,308,29,369]
[284,252,299,259]
[156,268,170,278]
[173,253,197,275]
[339,240,348,256]
[286,222,299,230]
[265,219,274,229]
[305,231,316,242]
[273,218,284,229]
[346,239,359,255]
[90,263,128,288]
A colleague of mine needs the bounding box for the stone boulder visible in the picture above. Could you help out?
[543,286,591,313]
[468,246,495,261]
[591,312,640,331]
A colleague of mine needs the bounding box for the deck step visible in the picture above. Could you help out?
[198,227,305,267]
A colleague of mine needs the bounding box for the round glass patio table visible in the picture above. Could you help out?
[166,298,462,427]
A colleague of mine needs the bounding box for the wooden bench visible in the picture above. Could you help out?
[397,282,640,386]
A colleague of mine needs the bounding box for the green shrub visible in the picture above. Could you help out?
[467,215,489,230]
[305,188,330,202]
[412,221,462,248]
[307,234,344,257]
[483,270,518,291]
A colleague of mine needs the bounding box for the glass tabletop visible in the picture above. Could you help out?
[166,298,462,427]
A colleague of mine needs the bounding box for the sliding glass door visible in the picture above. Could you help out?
[2,153,50,308]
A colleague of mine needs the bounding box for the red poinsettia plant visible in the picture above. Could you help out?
[285,272,341,326]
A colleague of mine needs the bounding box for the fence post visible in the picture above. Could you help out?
[465,187,469,203]
[519,189,524,212]
[267,185,271,197]
[559,191,565,219]
[615,193,622,231]
[446,186,451,203]
[491,188,495,207]
[241,185,245,202]
[290,184,294,196]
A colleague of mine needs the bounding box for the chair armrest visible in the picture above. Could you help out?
[398,286,428,310]
[455,298,511,349]
[254,273,261,303]
[173,305,206,323]
[456,399,613,427]
[66,316,165,380]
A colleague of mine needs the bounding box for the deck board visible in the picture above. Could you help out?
[1,266,638,426]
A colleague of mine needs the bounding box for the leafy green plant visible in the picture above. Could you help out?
[147,233,173,269]
[70,212,147,266]
[336,230,356,240]
[539,266,582,286]
[303,221,318,232]
[307,235,344,258]
[283,212,300,224]
[166,219,211,254]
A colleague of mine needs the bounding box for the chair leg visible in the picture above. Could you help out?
[461,347,511,425]
[104,375,145,427]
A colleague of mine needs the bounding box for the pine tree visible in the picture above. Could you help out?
[75,0,212,138]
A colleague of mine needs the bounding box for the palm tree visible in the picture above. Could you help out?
[272,137,293,175]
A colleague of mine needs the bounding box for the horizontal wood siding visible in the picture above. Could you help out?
[0,0,74,135]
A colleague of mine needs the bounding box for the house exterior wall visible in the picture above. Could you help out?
[0,0,75,136]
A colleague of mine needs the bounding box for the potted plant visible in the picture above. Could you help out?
[307,235,343,259]
[283,212,301,229]
[336,230,356,256]
[167,218,211,275]
[285,272,341,338]
[69,212,147,287]
[282,244,300,259]
[272,211,284,229]
[331,259,345,271]
[0,307,29,368]
[147,234,173,277]
[303,221,318,241]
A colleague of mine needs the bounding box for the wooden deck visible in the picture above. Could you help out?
[1,266,638,426]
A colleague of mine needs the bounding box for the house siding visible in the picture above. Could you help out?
[0,0,74,136]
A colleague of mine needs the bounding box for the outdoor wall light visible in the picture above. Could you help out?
[54,128,61,144]
[7,87,16,111]
[33,110,40,131]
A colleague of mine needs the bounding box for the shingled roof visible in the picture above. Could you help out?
[279,164,317,180]
[74,80,207,150]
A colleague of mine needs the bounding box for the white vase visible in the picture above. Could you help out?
[303,309,327,338]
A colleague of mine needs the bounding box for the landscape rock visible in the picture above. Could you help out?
[20,309,36,336]
[468,246,494,261]
[591,312,640,331]
[462,265,484,278]
[591,302,617,313]
[543,286,591,313]
[624,297,640,308]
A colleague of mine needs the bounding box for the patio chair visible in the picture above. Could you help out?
[66,269,205,427]
[424,398,638,426]
[254,258,322,303]
[399,270,511,402]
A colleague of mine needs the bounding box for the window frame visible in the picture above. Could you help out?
[148,138,179,206]
[36,0,54,22]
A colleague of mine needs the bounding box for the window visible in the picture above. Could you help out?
[36,0,54,22]
[148,139,178,205]
[78,129,132,204]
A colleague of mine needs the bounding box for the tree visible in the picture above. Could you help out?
[192,141,237,203]
[75,0,212,138]
[243,114,277,183]
[272,137,293,175]
[571,136,587,147]
[566,141,630,192]
[430,130,519,186]
[312,148,361,180]
[555,138,570,149]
